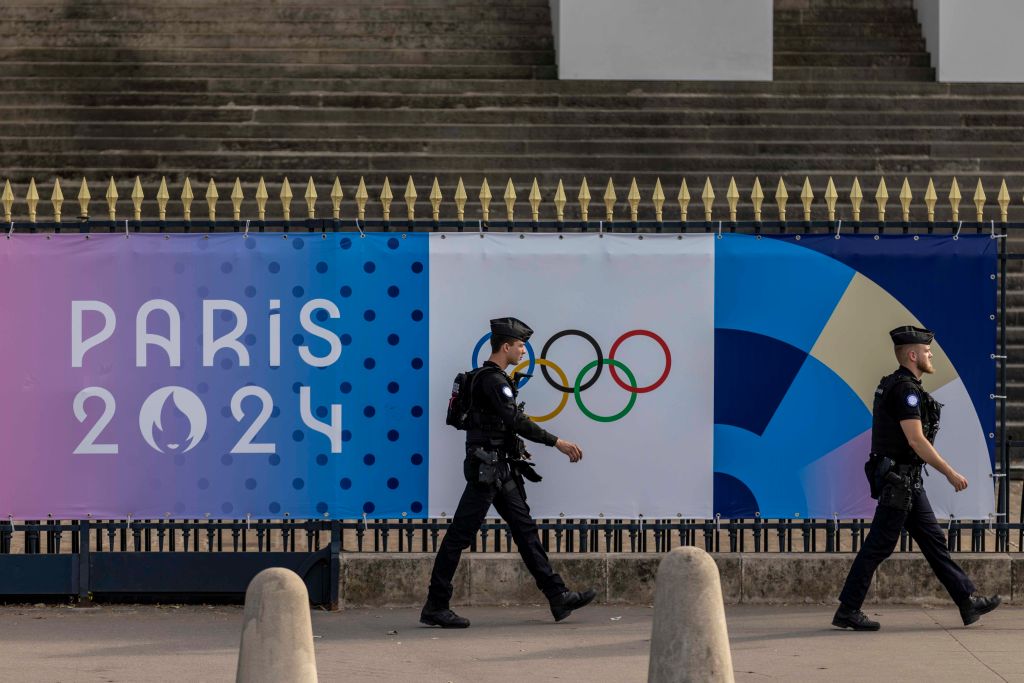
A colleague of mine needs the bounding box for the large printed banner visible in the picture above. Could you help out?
[0,233,995,520]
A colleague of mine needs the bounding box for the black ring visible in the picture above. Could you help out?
[540,329,604,394]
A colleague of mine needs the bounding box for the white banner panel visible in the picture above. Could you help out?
[428,233,715,518]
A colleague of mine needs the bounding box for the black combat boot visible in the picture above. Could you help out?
[958,594,1001,626]
[549,589,597,622]
[420,605,470,629]
[831,605,880,631]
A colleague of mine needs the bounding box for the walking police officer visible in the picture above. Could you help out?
[833,325,1001,631]
[421,317,597,629]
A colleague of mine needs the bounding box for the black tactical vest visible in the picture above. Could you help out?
[465,366,516,448]
[870,371,940,465]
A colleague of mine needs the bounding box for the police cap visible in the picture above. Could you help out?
[490,317,533,342]
[889,325,934,346]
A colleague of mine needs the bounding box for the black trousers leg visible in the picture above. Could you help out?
[492,482,567,600]
[903,489,976,604]
[426,482,495,609]
[838,503,907,610]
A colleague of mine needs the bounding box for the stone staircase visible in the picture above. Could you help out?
[1,0,1024,440]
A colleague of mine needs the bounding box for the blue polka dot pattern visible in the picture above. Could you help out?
[134,233,428,520]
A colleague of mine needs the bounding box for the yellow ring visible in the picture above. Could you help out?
[511,358,569,422]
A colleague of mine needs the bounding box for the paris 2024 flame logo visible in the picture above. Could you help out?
[138,386,208,453]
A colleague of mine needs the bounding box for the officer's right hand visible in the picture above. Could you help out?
[555,439,583,463]
[946,470,968,492]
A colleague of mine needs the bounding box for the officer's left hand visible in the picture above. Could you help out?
[555,439,583,463]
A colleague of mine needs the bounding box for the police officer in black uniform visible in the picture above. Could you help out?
[420,317,596,629]
[833,325,1001,631]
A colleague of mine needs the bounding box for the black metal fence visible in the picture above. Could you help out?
[1,216,1021,606]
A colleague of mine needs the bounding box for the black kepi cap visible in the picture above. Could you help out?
[490,317,533,342]
[889,325,934,346]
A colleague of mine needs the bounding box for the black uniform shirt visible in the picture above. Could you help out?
[886,366,923,422]
[472,361,559,447]
[871,365,924,464]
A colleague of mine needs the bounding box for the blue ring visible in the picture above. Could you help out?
[472,333,535,388]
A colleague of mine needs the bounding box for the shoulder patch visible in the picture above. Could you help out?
[502,386,514,398]
[905,393,919,408]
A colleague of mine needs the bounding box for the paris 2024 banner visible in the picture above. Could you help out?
[0,233,995,521]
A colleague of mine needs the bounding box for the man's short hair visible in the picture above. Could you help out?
[490,334,517,353]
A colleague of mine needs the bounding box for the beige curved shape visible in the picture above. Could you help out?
[809,272,957,411]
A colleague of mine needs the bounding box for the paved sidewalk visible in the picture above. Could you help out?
[0,603,1020,682]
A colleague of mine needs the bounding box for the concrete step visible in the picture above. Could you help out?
[3,62,559,79]
[0,32,554,51]
[776,0,915,8]
[0,47,556,66]
[773,21,924,38]
[774,36,927,52]
[774,52,932,68]
[774,66,935,81]
[775,8,918,24]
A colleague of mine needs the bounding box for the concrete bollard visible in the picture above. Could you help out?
[648,546,734,683]
[236,568,319,683]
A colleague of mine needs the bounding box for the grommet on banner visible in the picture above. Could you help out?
[243,219,250,238]
[834,219,842,239]
[953,220,962,240]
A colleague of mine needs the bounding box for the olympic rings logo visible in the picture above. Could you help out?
[471,329,671,423]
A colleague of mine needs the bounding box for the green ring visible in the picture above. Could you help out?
[573,359,638,423]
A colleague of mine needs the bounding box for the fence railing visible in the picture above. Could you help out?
[0,174,1018,227]
[0,173,1020,564]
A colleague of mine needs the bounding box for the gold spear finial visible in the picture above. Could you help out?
[776,178,788,222]
[875,177,888,222]
[330,177,343,220]
[578,177,591,222]
[751,178,764,222]
[180,176,193,222]
[529,177,542,222]
[902,178,915,222]
[78,177,91,219]
[454,177,468,222]
[849,178,863,222]
[156,177,169,221]
[354,177,368,221]
[923,178,936,223]
[429,177,442,222]
[726,177,739,222]
[973,178,986,223]
[256,177,269,221]
[603,178,616,221]
[948,177,961,222]
[678,179,690,222]
[627,177,641,223]
[231,178,244,221]
[2,179,14,222]
[380,177,393,222]
[279,177,293,222]
[652,178,665,223]
[105,176,118,222]
[305,177,317,219]
[504,178,517,223]
[800,177,814,222]
[206,178,218,222]
[404,176,417,221]
[26,178,39,223]
[998,179,1010,223]
[554,179,567,223]
[51,177,64,223]
[824,177,838,222]
[702,177,715,222]
[132,177,144,221]
[479,178,491,223]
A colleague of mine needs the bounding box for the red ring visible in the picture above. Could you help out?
[608,330,671,394]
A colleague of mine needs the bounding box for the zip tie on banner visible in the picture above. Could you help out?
[7,221,14,237]
[8,515,14,532]
[356,218,365,238]
[478,219,483,234]
[717,220,723,239]
[715,512,721,534]
[954,220,963,240]
[124,219,129,238]
[598,220,604,234]
[243,219,250,238]
[992,219,1006,239]
[835,219,842,239]
[246,513,251,531]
